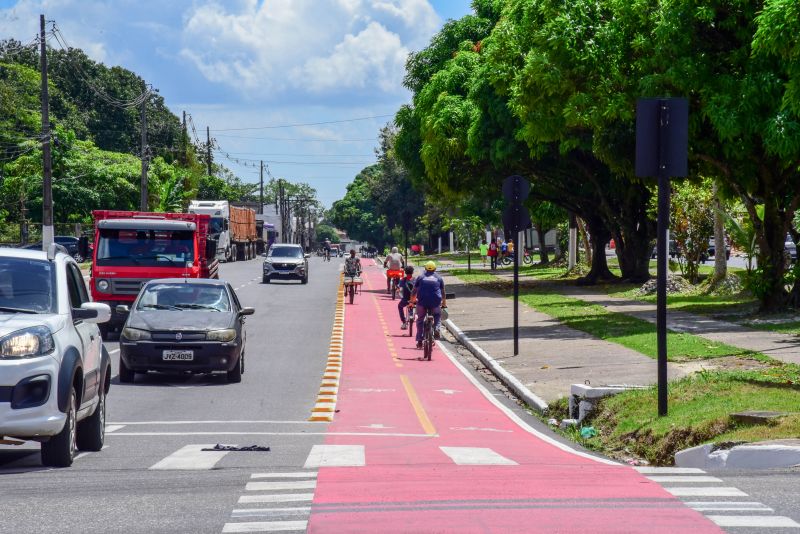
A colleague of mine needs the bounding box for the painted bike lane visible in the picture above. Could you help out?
[307,262,720,533]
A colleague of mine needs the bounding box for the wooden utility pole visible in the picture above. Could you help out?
[139,90,148,211]
[206,126,212,176]
[40,14,54,248]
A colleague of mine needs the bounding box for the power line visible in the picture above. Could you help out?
[210,114,394,132]
[214,133,376,142]
[215,150,374,157]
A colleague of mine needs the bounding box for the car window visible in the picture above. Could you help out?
[65,263,86,309]
[67,263,89,305]
[136,283,231,312]
[0,257,57,313]
[227,285,242,311]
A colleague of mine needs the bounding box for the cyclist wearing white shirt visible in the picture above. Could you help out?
[383,246,405,292]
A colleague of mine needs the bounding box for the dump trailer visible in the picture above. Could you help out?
[90,210,219,335]
[188,200,258,262]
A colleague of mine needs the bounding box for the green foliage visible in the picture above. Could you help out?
[329,166,391,248]
[446,215,484,271]
[315,224,340,244]
[670,179,715,283]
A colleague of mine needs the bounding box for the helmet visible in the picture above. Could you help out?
[425,261,436,271]
[391,246,399,254]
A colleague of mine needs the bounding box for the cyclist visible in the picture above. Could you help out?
[398,265,415,329]
[383,246,405,293]
[413,261,446,349]
[323,240,332,261]
[343,249,362,296]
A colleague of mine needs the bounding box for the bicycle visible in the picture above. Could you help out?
[418,293,454,361]
[386,269,403,300]
[344,273,362,304]
[405,302,416,338]
[324,249,331,262]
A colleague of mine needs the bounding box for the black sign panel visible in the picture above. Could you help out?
[635,98,689,178]
[502,204,531,233]
[502,175,531,203]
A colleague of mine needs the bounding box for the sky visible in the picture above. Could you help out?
[0,0,474,207]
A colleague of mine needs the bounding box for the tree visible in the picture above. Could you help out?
[315,224,340,244]
[446,215,484,272]
[328,166,391,249]
[669,179,715,284]
[527,201,566,264]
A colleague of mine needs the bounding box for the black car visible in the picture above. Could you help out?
[23,236,92,262]
[116,278,254,383]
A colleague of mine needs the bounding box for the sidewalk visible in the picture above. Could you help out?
[441,274,690,403]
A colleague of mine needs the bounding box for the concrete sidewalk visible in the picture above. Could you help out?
[441,273,690,403]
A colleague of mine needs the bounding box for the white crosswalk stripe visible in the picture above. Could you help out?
[439,446,517,466]
[149,444,230,470]
[224,469,318,533]
[641,466,799,529]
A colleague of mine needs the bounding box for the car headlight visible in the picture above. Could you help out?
[0,326,55,358]
[121,327,151,341]
[206,329,236,342]
[97,279,110,292]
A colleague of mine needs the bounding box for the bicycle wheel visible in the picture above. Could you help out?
[523,253,533,265]
[349,284,355,304]
[391,283,397,300]
[423,317,433,360]
[408,309,414,337]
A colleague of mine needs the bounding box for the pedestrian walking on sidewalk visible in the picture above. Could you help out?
[488,239,498,270]
[479,239,488,267]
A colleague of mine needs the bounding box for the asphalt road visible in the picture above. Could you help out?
[0,256,342,533]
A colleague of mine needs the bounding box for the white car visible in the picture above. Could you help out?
[0,245,112,467]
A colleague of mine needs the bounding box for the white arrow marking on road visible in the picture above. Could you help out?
[435,389,460,395]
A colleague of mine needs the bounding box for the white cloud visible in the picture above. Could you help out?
[179,0,440,99]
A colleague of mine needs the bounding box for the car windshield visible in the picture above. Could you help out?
[0,257,57,314]
[96,228,195,267]
[136,283,231,312]
[268,247,303,259]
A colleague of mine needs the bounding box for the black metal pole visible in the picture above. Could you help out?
[514,226,519,356]
[657,100,670,416]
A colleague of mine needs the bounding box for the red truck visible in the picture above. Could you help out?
[90,210,219,335]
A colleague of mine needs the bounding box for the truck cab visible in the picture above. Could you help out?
[90,211,219,335]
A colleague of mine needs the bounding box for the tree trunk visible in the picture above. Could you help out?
[756,200,790,312]
[577,217,616,285]
[536,227,549,264]
[577,217,591,266]
[613,228,652,283]
[712,179,727,283]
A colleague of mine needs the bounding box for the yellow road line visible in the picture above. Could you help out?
[399,375,436,436]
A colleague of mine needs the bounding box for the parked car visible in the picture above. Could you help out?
[0,245,112,467]
[117,278,253,383]
[262,244,309,284]
[23,236,93,263]
[705,237,731,261]
[786,234,797,261]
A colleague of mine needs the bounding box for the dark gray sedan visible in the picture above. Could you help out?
[117,278,254,383]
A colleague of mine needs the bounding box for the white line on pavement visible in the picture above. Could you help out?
[74,445,108,461]
[232,508,311,517]
[437,340,620,466]
[104,425,125,434]
[646,475,723,483]
[238,494,314,504]
[665,487,748,497]
[107,420,327,425]
[635,467,706,474]
[149,444,231,470]
[108,348,120,355]
[245,481,317,491]
[707,515,800,528]
[304,444,365,468]
[223,521,308,533]
[439,446,517,466]
[108,431,434,437]
[250,473,317,479]
[688,502,774,512]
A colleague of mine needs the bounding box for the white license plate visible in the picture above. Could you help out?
[163,350,194,361]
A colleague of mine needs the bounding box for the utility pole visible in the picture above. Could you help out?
[40,14,54,249]
[181,110,187,166]
[206,126,212,176]
[278,179,285,243]
[139,88,148,211]
[259,161,264,214]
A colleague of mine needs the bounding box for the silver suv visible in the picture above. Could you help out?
[0,245,112,467]
[263,244,309,284]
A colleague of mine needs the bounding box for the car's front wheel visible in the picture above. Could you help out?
[119,357,135,383]
[41,387,77,467]
[77,385,105,451]
[227,353,243,383]
[262,275,271,283]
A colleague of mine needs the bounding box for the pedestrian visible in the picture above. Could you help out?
[479,239,488,267]
[488,238,498,270]
[500,238,508,262]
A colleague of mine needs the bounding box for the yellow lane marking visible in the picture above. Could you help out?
[400,375,436,436]
[309,272,346,422]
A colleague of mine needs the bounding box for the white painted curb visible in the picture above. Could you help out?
[675,440,800,470]
[444,318,549,413]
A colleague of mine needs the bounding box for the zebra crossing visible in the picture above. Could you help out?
[636,467,800,529]
[223,471,318,533]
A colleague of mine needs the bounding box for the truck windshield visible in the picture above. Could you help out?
[0,258,57,314]
[96,229,195,267]
[209,217,224,236]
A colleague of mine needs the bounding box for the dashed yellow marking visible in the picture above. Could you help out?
[309,272,346,422]
[400,375,436,436]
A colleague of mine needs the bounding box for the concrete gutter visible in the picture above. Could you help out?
[676,439,800,470]
[444,318,549,413]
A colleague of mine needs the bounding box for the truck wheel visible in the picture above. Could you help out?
[76,384,105,451]
[119,357,134,384]
[41,387,77,467]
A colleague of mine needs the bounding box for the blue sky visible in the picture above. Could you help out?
[0,0,473,206]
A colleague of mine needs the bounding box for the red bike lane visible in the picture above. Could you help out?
[307,262,720,533]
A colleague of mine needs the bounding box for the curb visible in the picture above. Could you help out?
[309,272,345,422]
[444,318,549,413]
[676,439,800,470]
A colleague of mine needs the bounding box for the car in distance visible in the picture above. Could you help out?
[117,278,253,383]
[23,236,93,263]
[786,234,797,262]
[262,244,309,284]
[0,245,112,467]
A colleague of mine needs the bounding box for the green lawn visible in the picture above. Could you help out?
[558,365,800,465]
[746,320,800,337]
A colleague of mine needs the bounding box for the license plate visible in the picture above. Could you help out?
[163,350,194,361]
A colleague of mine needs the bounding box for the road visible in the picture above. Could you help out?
[0,256,798,533]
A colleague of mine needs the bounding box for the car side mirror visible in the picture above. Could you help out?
[74,302,111,324]
[262,252,268,257]
[239,307,255,316]
[115,304,130,315]
[304,253,310,259]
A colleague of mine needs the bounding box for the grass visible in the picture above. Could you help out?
[450,270,757,361]
[553,364,800,465]
[747,320,800,337]
[602,283,758,317]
